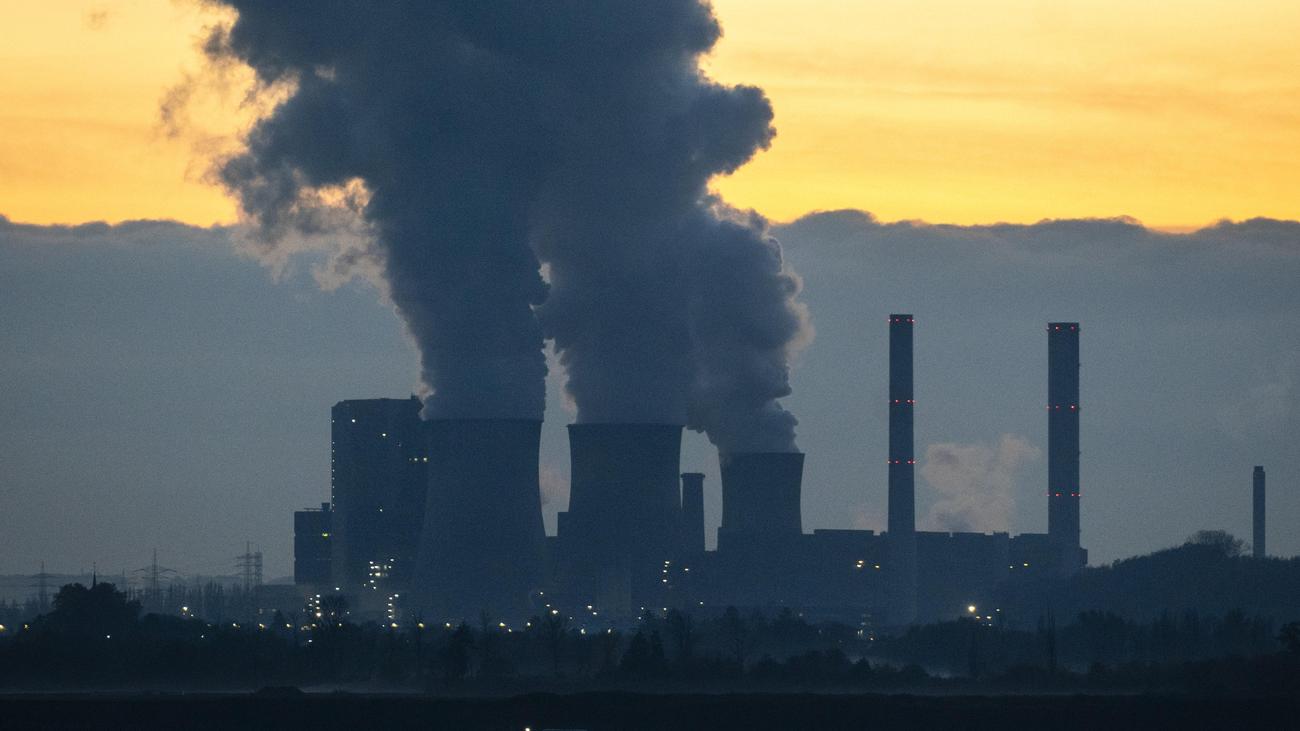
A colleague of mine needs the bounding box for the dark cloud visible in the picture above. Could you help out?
[2,211,1298,573]
[0,216,417,578]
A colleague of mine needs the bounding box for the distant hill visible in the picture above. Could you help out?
[1006,532,1300,623]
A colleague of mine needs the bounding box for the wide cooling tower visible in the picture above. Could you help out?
[565,423,683,610]
[718,452,805,552]
[415,419,545,621]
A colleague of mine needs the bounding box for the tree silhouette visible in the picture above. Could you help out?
[439,622,473,683]
[666,610,695,666]
[1186,530,1245,558]
[1279,622,1300,655]
[40,583,140,639]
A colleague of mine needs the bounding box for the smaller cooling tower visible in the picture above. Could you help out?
[717,452,804,551]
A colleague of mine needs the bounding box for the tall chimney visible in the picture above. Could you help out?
[680,473,706,556]
[1047,322,1082,568]
[1253,466,1266,559]
[887,313,916,624]
[415,418,546,621]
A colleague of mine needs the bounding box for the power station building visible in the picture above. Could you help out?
[320,397,429,606]
[295,320,1090,625]
[292,502,332,586]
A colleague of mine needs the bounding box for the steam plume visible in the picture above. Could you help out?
[204,1,809,446]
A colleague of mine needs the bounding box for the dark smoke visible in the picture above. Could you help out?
[203,1,809,448]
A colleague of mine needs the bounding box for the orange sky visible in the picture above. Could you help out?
[2,0,1298,228]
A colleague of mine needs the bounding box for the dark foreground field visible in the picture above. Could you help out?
[1,691,1296,730]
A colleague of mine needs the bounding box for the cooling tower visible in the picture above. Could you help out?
[415,418,545,620]
[564,423,683,610]
[717,451,804,551]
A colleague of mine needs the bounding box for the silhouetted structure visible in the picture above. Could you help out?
[556,423,684,613]
[680,473,706,557]
[1254,466,1266,559]
[293,503,332,586]
[295,318,1090,625]
[1048,323,1083,570]
[717,452,804,551]
[329,397,428,596]
[887,314,917,624]
[414,418,546,620]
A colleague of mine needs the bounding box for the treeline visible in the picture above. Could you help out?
[1,582,1298,696]
[876,610,1282,676]
[0,580,271,630]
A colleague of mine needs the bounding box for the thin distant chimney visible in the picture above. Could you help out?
[1253,466,1266,559]
[887,313,916,624]
[1048,322,1081,567]
[887,314,915,538]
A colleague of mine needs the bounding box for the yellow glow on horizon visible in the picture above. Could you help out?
[1,1,1298,229]
[0,1,243,226]
[704,0,1300,227]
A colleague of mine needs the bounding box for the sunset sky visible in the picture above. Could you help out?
[1,3,1298,577]
[3,0,1298,229]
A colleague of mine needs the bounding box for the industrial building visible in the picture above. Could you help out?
[318,396,429,610]
[292,503,331,586]
[294,319,1089,625]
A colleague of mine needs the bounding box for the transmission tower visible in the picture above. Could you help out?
[29,561,54,613]
[131,549,177,611]
[235,542,265,622]
[236,542,264,593]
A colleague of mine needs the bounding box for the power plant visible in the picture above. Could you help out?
[295,319,1094,625]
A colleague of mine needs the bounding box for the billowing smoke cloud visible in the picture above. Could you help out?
[203,1,809,447]
[204,3,559,419]
[921,435,1040,533]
